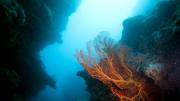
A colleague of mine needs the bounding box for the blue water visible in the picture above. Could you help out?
[30,0,158,101]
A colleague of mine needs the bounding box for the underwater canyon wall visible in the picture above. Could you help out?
[78,0,180,101]
[0,0,80,100]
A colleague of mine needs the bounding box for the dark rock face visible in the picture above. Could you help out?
[0,0,80,100]
[121,0,180,54]
[79,0,180,101]
[121,0,180,100]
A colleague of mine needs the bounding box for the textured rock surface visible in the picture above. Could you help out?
[0,0,80,100]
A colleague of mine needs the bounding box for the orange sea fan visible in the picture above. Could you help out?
[75,36,149,101]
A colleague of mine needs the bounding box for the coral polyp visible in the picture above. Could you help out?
[76,36,148,101]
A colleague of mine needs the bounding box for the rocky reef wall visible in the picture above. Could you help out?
[0,0,80,100]
[78,0,180,101]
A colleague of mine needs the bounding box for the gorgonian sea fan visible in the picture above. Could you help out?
[75,36,149,101]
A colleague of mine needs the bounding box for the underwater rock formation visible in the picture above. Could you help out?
[0,0,80,100]
[77,0,180,101]
[122,0,180,95]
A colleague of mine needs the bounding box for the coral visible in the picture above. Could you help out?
[77,1,180,100]
[76,36,149,101]
[77,71,119,101]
